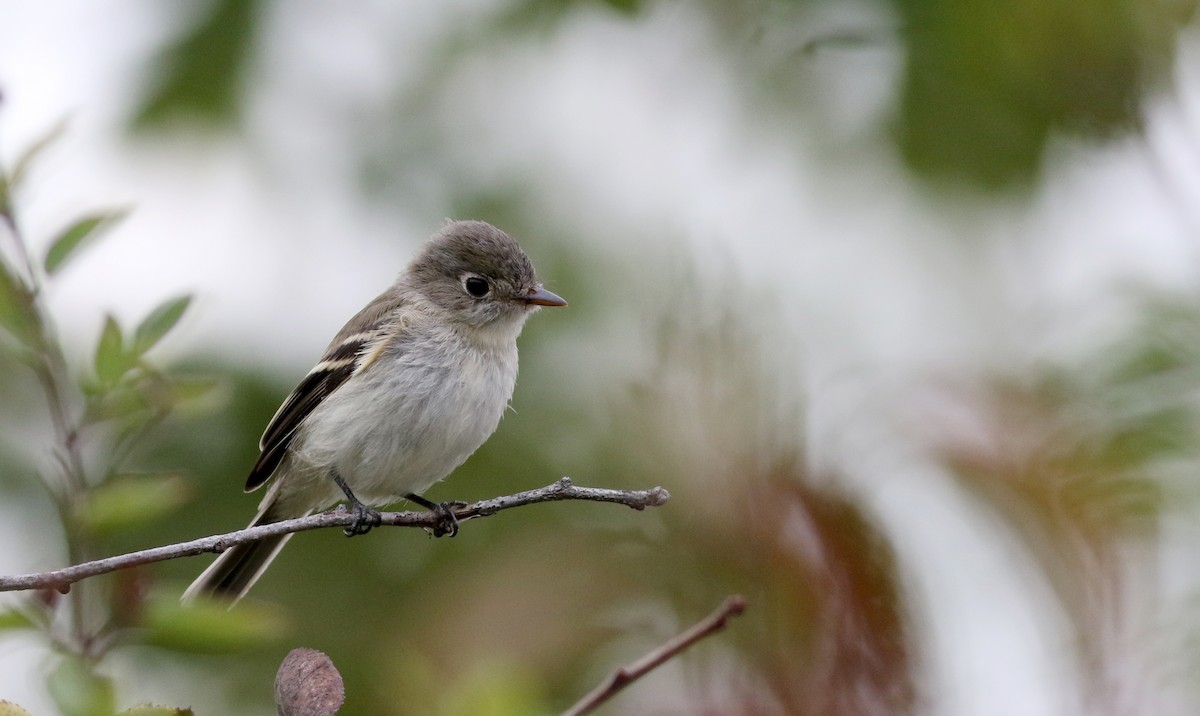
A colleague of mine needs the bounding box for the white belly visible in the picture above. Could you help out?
[279,335,518,511]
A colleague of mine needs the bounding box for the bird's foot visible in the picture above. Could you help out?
[332,470,381,537]
[406,493,466,538]
[344,502,382,537]
[429,500,466,538]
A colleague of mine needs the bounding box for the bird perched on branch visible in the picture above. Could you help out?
[184,220,566,603]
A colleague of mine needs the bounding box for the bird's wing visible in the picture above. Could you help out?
[244,288,408,492]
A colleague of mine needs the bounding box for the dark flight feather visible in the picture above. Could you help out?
[243,288,407,492]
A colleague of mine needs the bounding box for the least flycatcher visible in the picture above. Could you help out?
[183,220,566,603]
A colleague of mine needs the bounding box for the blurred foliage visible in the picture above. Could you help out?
[129,0,1196,190]
[893,0,1191,187]
[133,0,262,131]
[1,0,1198,714]
[595,280,914,714]
[44,211,128,276]
[0,123,226,714]
[47,656,114,716]
[495,0,644,33]
[928,290,1200,711]
[140,592,288,653]
[76,474,192,535]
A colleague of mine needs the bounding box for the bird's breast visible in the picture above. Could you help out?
[292,334,519,504]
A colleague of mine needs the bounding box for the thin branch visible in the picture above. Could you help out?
[1,152,95,651]
[0,477,670,593]
[562,595,747,716]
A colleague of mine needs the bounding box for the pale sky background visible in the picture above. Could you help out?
[1,1,1200,714]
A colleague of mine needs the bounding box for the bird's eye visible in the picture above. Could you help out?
[464,276,490,298]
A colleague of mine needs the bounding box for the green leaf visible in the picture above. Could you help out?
[8,117,69,190]
[169,375,222,405]
[133,0,260,130]
[44,210,127,276]
[118,705,194,716]
[83,380,145,422]
[143,593,287,654]
[3,118,68,222]
[133,295,192,356]
[0,261,36,346]
[76,474,192,534]
[47,657,115,716]
[0,607,35,632]
[94,315,133,385]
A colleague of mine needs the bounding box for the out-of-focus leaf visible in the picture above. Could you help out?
[1101,409,1194,468]
[143,593,287,653]
[101,374,224,423]
[0,607,35,632]
[8,117,68,190]
[133,295,192,356]
[133,0,261,130]
[892,0,1180,187]
[95,315,134,385]
[439,661,546,716]
[76,474,192,534]
[84,380,146,421]
[47,656,116,716]
[0,261,36,346]
[85,365,162,415]
[127,370,179,419]
[0,701,34,716]
[497,0,644,33]
[118,705,194,716]
[169,375,222,405]
[44,211,127,276]
[92,373,222,430]
[601,0,642,14]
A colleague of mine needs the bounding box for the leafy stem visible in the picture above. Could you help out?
[0,121,195,674]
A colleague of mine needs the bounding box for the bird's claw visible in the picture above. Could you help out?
[428,500,466,538]
[343,503,382,537]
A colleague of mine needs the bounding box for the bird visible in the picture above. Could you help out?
[183,220,566,603]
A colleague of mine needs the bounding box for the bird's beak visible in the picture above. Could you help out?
[522,286,567,307]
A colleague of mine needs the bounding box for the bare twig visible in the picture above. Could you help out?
[0,477,669,593]
[562,595,747,716]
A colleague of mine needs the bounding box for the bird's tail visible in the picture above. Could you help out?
[182,494,311,605]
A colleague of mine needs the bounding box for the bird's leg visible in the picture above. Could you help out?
[332,470,381,537]
[405,493,466,538]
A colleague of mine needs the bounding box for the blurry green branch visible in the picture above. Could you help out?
[0,478,670,593]
[563,594,747,716]
[0,117,210,715]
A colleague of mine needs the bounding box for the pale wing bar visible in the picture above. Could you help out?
[244,327,390,492]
